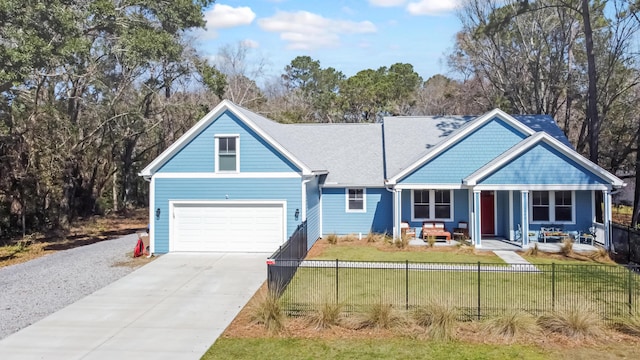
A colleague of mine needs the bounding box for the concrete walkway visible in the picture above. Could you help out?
[0,252,269,360]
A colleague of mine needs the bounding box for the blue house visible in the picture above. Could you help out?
[140,100,624,253]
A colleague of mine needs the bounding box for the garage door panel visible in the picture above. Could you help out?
[172,202,284,252]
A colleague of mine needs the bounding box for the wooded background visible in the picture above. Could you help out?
[2,0,640,240]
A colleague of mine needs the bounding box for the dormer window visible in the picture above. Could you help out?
[215,135,239,172]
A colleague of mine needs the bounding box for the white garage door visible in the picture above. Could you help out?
[172,202,285,252]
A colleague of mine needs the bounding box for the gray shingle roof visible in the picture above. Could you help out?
[234,104,571,186]
[235,105,384,186]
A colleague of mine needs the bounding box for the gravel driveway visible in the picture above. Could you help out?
[0,233,143,340]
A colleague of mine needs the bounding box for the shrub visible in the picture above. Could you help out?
[588,247,610,262]
[612,315,640,336]
[412,299,458,340]
[427,235,436,248]
[560,238,574,256]
[538,306,602,338]
[482,310,538,340]
[306,302,343,330]
[250,290,285,333]
[524,242,539,256]
[365,232,382,243]
[326,233,338,245]
[360,302,405,329]
[394,235,409,249]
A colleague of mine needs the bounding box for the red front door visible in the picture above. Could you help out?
[481,191,495,236]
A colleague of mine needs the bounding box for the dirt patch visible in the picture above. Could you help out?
[0,208,148,268]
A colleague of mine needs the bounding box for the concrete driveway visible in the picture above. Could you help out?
[0,252,269,360]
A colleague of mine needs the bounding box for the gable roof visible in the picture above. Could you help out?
[139,100,312,177]
[385,109,540,184]
[463,132,625,188]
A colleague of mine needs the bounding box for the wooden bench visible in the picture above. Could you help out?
[422,221,451,242]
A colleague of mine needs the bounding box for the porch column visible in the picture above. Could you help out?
[473,190,482,247]
[392,189,398,239]
[604,189,612,250]
[521,191,530,248]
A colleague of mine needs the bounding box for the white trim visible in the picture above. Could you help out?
[395,183,464,190]
[464,132,624,188]
[470,184,611,191]
[480,191,497,236]
[301,178,313,221]
[214,134,240,173]
[345,188,366,213]
[321,184,387,188]
[508,191,514,241]
[410,189,454,222]
[149,176,156,255]
[139,100,312,177]
[319,187,324,237]
[387,109,535,184]
[153,172,301,179]
[168,200,287,252]
[529,190,576,225]
[591,190,596,224]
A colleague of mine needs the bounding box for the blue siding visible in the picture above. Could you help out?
[305,177,321,249]
[153,177,302,253]
[479,143,609,185]
[400,189,469,231]
[400,118,527,184]
[322,188,392,235]
[158,111,299,173]
[513,190,593,233]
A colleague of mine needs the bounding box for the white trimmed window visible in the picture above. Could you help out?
[531,191,574,223]
[346,188,365,212]
[412,190,453,221]
[215,135,239,172]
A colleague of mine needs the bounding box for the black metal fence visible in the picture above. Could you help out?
[273,260,640,321]
[611,223,640,264]
[267,221,307,296]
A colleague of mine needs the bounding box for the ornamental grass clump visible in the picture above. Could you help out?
[538,305,603,339]
[394,235,409,249]
[426,235,436,248]
[250,290,285,333]
[306,301,343,330]
[612,315,640,337]
[588,247,610,262]
[560,238,574,256]
[326,233,338,245]
[412,299,458,341]
[524,242,539,256]
[359,302,406,330]
[482,309,538,341]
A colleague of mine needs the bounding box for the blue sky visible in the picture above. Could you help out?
[193,0,462,82]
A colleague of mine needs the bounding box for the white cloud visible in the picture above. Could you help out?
[201,4,256,38]
[241,39,259,48]
[258,11,377,50]
[369,0,406,7]
[407,0,459,15]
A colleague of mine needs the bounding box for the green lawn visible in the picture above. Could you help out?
[203,338,553,360]
[309,244,505,263]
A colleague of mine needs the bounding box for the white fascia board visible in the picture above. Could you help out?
[139,100,312,177]
[464,132,625,188]
[472,184,611,191]
[387,108,535,184]
[320,184,387,188]
[153,172,301,179]
[395,183,464,190]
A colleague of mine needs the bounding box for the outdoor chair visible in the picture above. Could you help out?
[452,221,469,240]
[400,221,416,238]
